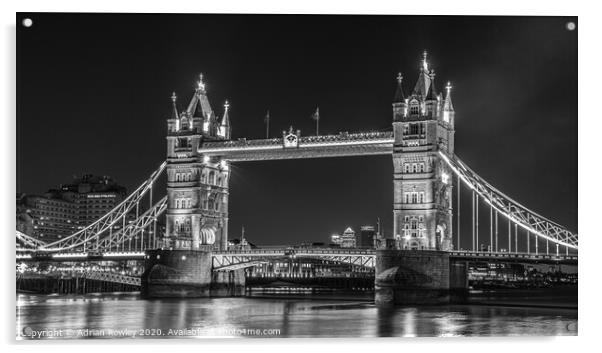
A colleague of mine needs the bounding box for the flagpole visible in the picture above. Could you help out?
[265,110,270,139]
[316,107,319,136]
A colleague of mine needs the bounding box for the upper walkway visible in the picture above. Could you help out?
[199,131,394,161]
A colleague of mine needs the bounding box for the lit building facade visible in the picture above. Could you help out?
[340,227,356,248]
[165,74,231,250]
[17,175,126,242]
[392,52,455,251]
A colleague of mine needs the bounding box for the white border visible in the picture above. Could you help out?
[2,1,599,352]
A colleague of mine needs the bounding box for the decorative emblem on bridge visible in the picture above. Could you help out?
[283,126,300,148]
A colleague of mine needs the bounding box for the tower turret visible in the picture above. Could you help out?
[218,100,231,139]
[392,73,407,121]
[442,81,455,124]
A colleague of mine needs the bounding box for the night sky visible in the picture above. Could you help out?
[17,14,577,248]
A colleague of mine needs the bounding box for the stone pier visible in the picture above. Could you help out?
[141,249,245,298]
[375,249,468,306]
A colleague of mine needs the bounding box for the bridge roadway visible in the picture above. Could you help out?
[17,248,578,266]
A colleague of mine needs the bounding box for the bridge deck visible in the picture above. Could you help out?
[199,132,394,161]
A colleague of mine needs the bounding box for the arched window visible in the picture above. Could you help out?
[411,193,418,203]
[410,100,420,115]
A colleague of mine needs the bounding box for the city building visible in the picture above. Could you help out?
[17,175,126,242]
[340,227,356,248]
[358,225,376,248]
[330,233,342,247]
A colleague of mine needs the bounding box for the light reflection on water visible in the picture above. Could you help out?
[15,293,577,339]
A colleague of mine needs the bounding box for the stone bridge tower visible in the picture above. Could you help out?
[165,75,231,251]
[392,52,455,251]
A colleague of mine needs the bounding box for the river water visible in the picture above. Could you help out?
[16,291,577,339]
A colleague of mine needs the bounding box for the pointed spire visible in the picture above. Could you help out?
[393,72,406,103]
[412,51,432,99]
[186,73,214,120]
[218,100,231,139]
[221,100,230,126]
[170,92,179,120]
[425,70,438,101]
[197,73,206,93]
[444,81,454,111]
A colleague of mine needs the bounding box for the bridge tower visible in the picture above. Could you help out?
[165,74,231,251]
[392,52,455,251]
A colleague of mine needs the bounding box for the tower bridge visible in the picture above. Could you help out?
[16,52,578,303]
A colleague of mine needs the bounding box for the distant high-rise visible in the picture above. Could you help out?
[358,225,376,248]
[17,175,126,242]
[340,227,356,248]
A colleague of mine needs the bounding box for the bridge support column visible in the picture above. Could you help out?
[375,250,454,306]
[449,260,469,303]
[141,249,245,298]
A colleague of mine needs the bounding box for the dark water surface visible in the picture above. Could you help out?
[16,291,577,339]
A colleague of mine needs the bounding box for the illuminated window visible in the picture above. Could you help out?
[410,101,420,115]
